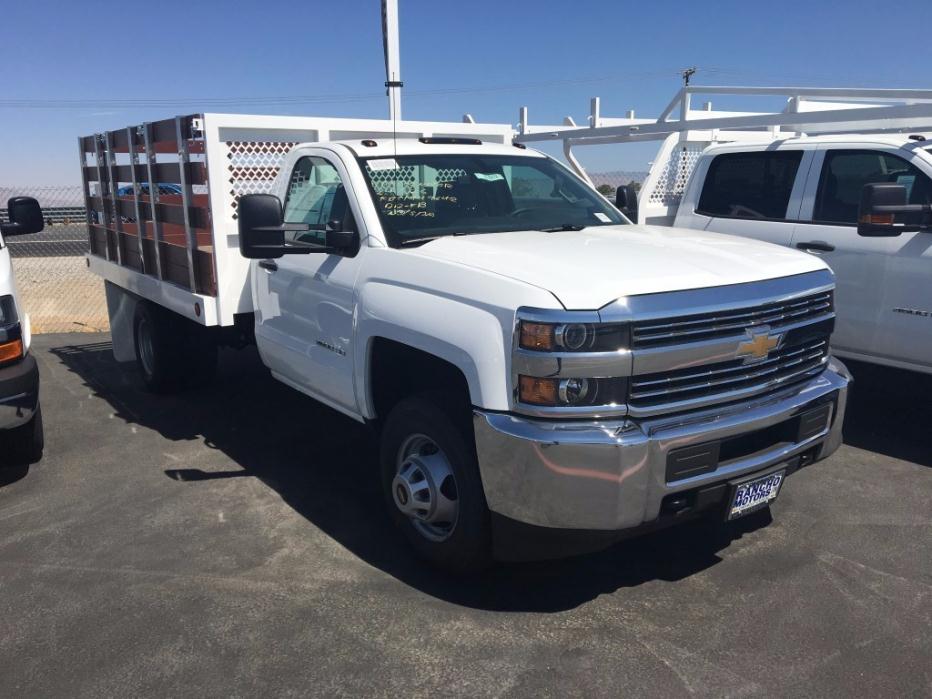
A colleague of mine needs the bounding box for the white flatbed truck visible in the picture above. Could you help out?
[81,112,850,570]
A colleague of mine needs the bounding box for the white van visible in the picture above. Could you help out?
[0,197,44,465]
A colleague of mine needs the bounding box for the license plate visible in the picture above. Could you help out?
[727,469,786,520]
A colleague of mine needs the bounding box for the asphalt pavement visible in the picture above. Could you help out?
[0,334,929,697]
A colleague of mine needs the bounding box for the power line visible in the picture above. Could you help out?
[0,71,682,110]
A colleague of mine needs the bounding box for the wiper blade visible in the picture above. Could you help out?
[397,230,502,247]
[397,235,444,247]
[537,224,587,232]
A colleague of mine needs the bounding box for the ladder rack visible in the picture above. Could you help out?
[515,86,932,225]
[517,85,932,146]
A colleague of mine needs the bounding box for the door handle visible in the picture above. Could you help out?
[258,259,278,272]
[795,241,835,253]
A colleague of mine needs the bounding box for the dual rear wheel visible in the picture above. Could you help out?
[133,302,217,393]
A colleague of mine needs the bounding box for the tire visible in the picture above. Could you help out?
[380,392,491,572]
[133,302,217,393]
[5,404,44,465]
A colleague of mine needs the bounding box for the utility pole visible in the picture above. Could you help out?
[382,0,403,121]
[681,67,697,87]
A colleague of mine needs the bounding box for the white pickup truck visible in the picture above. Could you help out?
[518,86,932,376]
[674,136,932,375]
[81,113,850,570]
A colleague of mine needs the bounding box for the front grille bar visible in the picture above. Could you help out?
[632,340,828,395]
[633,292,832,348]
[629,339,830,413]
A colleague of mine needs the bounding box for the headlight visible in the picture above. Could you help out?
[518,375,627,407]
[518,320,629,352]
[0,295,23,366]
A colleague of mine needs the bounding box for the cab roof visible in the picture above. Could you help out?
[323,138,545,159]
[707,133,932,152]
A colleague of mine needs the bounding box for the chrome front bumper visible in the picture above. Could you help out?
[474,359,850,531]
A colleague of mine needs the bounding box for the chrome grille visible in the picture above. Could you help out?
[632,291,833,349]
[629,338,830,415]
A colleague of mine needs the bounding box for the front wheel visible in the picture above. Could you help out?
[380,392,491,572]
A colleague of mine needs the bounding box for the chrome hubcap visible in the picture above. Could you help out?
[393,434,458,542]
[137,317,155,377]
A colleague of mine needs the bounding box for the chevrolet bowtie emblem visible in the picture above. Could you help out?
[736,326,783,362]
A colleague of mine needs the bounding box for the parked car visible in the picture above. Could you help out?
[0,197,45,465]
[80,114,850,570]
[115,183,182,197]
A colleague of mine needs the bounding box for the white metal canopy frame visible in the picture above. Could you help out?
[514,85,932,222]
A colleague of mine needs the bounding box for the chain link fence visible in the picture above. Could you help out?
[1,186,109,334]
[588,171,648,199]
[2,172,647,335]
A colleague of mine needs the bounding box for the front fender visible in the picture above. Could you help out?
[355,280,514,417]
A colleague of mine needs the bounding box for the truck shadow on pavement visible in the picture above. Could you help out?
[49,339,924,611]
[840,359,932,468]
[0,461,29,487]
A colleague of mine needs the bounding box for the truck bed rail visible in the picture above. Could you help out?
[80,112,515,326]
[79,115,216,295]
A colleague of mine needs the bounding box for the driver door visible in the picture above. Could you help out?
[252,150,363,415]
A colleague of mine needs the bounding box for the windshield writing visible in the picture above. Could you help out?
[360,154,625,246]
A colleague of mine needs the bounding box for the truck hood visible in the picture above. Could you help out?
[410,225,828,309]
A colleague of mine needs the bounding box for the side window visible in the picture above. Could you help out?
[813,150,932,225]
[282,156,353,245]
[697,151,803,220]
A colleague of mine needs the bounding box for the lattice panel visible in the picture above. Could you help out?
[435,167,466,183]
[647,144,704,206]
[225,141,298,219]
[367,165,418,196]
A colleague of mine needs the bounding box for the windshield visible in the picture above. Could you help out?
[359,153,626,246]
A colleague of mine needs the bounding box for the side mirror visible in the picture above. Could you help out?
[857,183,929,237]
[325,219,357,253]
[238,194,287,258]
[1,197,44,236]
[238,193,329,259]
[238,194,356,259]
[615,185,639,222]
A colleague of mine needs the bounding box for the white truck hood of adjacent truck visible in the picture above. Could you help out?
[409,225,828,310]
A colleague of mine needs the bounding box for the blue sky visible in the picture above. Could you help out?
[2,0,931,186]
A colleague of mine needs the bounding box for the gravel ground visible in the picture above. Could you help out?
[11,257,109,333]
[0,334,929,698]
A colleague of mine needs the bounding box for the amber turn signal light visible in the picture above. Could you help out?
[518,375,559,405]
[859,213,895,225]
[0,338,23,365]
[519,322,554,351]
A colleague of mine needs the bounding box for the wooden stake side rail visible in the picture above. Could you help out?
[79,114,217,296]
